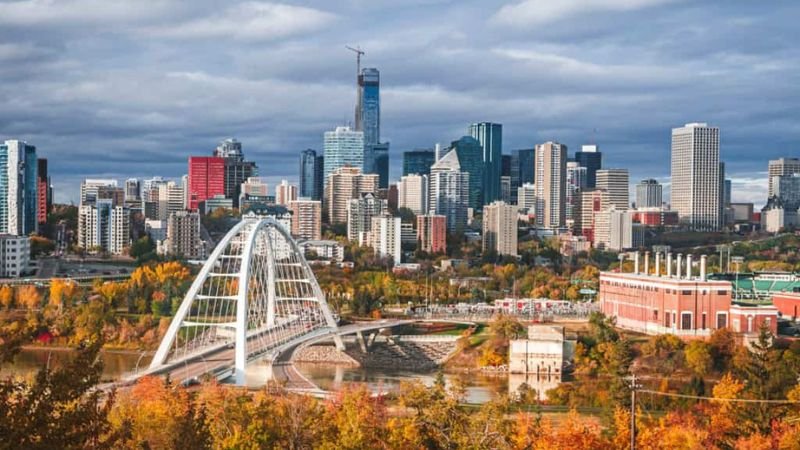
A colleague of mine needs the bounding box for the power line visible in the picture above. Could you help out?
[638,389,800,404]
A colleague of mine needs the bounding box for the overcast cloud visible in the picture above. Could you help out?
[0,0,797,206]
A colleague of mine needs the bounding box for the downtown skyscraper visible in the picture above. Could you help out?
[671,123,721,231]
[534,141,567,229]
[574,145,602,188]
[299,149,324,201]
[323,126,364,184]
[213,138,258,208]
[468,122,503,206]
[0,140,38,235]
[356,67,389,188]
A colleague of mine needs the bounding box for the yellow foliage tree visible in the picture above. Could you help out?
[16,285,41,310]
[0,284,13,309]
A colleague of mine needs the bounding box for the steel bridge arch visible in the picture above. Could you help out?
[149,214,342,384]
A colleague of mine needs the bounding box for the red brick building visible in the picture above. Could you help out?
[417,214,446,254]
[772,292,800,319]
[188,156,225,211]
[600,252,777,337]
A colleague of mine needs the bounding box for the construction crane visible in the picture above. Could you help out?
[345,45,364,77]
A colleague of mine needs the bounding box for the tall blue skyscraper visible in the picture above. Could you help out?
[356,68,380,146]
[468,122,503,206]
[356,67,389,189]
[574,145,602,188]
[403,149,436,176]
[449,136,484,210]
[0,140,37,235]
[299,149,323,200]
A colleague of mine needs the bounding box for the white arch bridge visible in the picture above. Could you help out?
[133,215,406,387]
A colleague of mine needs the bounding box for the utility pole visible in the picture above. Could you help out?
[628,373,639,450]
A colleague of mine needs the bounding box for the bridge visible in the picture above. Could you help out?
[127,214,407,389]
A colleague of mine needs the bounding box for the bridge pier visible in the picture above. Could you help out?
[356,330,368,353]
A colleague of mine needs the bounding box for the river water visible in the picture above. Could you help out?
[5,348,562,404]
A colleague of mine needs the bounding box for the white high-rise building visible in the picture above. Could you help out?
[397,174,428,215]
[635,179,663,208]
[566,162,587,226]
[596,169,629,211]
[671,123,721,230]
[0,235,30,277]
[323,126,365,183]
[428,149,469,232]
[517,183,536,210]
[534,142,567,229]
[367,215,401,264]
[157,181,184,221]
[482,201,517,257]
[347,193,386,243]
[607,209,634,251]
[275,179,298,206]
[78,199,130,255]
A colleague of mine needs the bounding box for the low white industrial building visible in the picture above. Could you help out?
[509,325,575,374]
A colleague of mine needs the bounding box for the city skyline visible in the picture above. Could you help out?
[0,1,796,205]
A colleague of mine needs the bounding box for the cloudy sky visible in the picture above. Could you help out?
[1,0,797,206]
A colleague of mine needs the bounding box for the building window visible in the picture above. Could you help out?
[681,312,692,330]
[702,313,707,330]
[717,313,727,329]
[653,310,658,321]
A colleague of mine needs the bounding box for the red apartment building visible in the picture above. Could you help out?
[600,252,777,337]
[188,156,225,211]
[417,214,446,254]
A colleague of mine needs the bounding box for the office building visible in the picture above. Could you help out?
[80,179,117,206]
[534,142,567,229]
[213,138,258,207]
[0,235,30,277]
[299,149,324,200]
[574,145,602,188]
[36,159,50,225]
[78,199,130,255]
[636,179,662,208]
[566,162,587,225]
[275,180,298,206]
[188,156,225,211]
[141,177,167,202]
[449,136,484,209]
[772,174,800,209]
[145,219,167,244]
[323,126,365,183]
[671,123,721,230]
[468,122,503,205]
[500,176,512,204]
[510,148,535,204]
[239,177,270,209]
[768,158,800,198]
[125,178,140,203]
[731,203,754,223]
[367,215,401,264]
[364,142,389,189]
[288,198,322,240]
[428,149,470,232]
[347,192,386,243]
[483,200,518,257]
[596,169,629,211]
[199,195,233,215]
[403,149,436,176]
[325,166,379,224]
[163,211,205,259]
[417,214,446,254]
[606,209,635,251]
[397,174,428,215]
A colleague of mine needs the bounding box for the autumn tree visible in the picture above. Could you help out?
[0,284,13,309]
[16,285,42,310]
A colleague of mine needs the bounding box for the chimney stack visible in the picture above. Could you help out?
[667,253,673,277]
[676,254,683,279]
[701,255,707,281]
[655,252,661,277]
[644,251,650,275]
[686,254,693,280]
[634,252,640,274]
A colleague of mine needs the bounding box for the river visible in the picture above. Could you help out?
[5,348,565,404]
